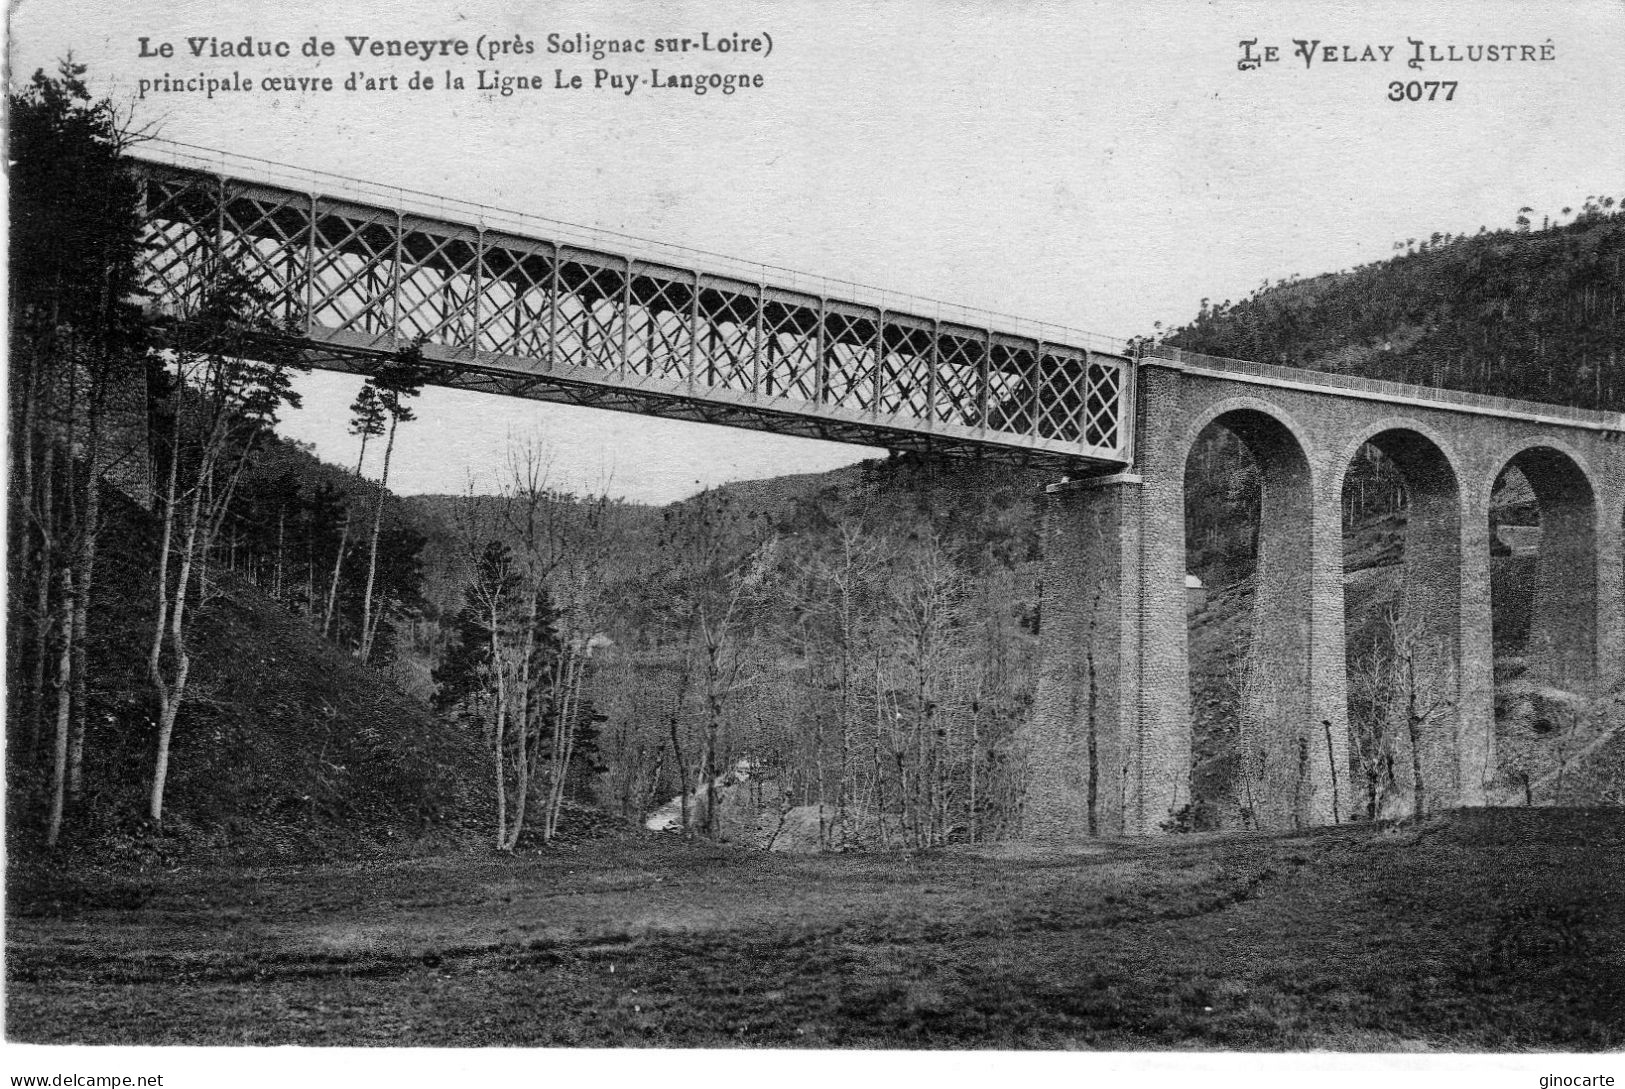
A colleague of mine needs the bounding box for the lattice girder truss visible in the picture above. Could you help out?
[133,162,1133,470]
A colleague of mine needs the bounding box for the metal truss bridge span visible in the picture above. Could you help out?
[130,145,1133,471]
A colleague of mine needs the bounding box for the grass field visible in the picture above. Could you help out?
[6,809,1622,1050]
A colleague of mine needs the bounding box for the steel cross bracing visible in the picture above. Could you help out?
[130,157,1133,472]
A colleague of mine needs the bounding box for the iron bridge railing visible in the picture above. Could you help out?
[128,141,1134,471]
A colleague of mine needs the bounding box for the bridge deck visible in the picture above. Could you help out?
[130,144,1133,471]
[1144,348,1622,434]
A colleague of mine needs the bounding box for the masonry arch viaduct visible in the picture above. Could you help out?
[129,141,1625,836]
[1023,357,1625,835]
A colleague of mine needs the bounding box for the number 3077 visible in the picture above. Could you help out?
[1389,80,1458,101]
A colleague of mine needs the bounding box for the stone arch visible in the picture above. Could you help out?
[1179,395,1321,470]
[1330,415,1468,504]
[1479,435,1597,510]
[1338,423,1463,819]
[1180,400,1319,830]
[1486,440,1599,694]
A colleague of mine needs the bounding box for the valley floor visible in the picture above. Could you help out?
[6,809,1623,1049]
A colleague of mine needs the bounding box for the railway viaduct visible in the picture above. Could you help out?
[129,141,1625,836]
[1024,354,1624,835]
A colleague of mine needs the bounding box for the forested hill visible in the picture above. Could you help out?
[1154,199,1625,411]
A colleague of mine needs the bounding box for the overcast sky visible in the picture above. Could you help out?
[11,0,1624,503]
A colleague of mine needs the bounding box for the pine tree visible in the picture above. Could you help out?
[357,343,427,663]
[8,58,152,846]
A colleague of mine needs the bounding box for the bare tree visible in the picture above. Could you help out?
[697,540,774,837]
[145,267,303,830]
[433,440,620,849]
[656,489,774,839]
[799,521,884,846]
[879,531,969,847]
[1348,619,1401,821]
[1349,605,1454,820]
[500,438,619,846]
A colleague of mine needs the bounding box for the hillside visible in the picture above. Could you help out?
[5,483,493,865]
[1157,201,1624,411]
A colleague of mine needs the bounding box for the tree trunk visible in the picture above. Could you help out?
[505,589,538,849]
[1086,644,1099,837]
[670,711,690,833]
[69,425,105,804]
[1406,654,1426,819]
[15,349,45,757]
[15,343,43,544]
[149,489,203,829]
[915,633,929,847]
[871,648,887,847]
[147,403,212,830]
[551,698,581,840]
[703,643,723,838]
[836,551,856,845]
[323,428,372,639]
[148,665,187,828]
[146,406,183,825]
[67,585,87,804]
[1322,718,1341,823]
[358,416,397,663]
[544,654,568,842]
[44,569,75,849]
[322,515,350,641]
[273,505,286,599]
[29,440,59,762]
[545,651,583,843]
[540,660,562,843]
[493,704,508,850]
[491,597,509,849]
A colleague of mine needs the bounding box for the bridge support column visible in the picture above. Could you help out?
[1520,450,1603,696]
[1132,426,1195,833]
[1397,455,1465,815]
[1601,476,1625,693]
[1023,366,1196,836]
[1022,458,1201,837]
[1309,484,1351,824]
[1458,490,1495,806]
[1022,474,1142,838]
[1239,428,1318,830]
